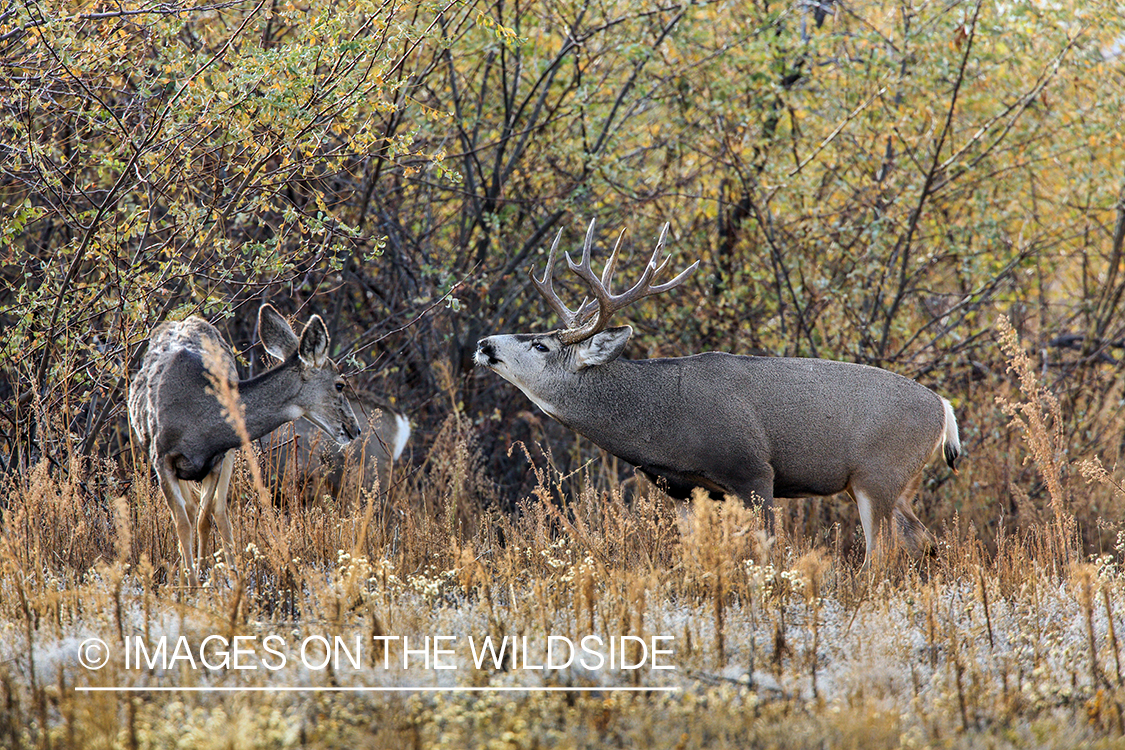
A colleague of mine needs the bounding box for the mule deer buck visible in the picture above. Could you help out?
[128,304,360,579]
[475,221,961,566]
[264,392,410,501]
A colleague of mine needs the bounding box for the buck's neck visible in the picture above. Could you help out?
[541,358,679,459]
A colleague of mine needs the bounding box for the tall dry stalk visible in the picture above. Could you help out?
[795,549,827,700]
[995,314,1074,564]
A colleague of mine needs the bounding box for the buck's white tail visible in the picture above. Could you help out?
[941,398,961,470]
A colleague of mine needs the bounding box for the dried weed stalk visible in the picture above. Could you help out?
[995,315,1074,562]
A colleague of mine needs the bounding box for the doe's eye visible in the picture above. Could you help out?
[335,381,345,392]
[532,341,549,353]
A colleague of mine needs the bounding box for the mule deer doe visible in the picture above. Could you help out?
[475,221,961,566]
[128,304,360,579]
[264,392,410,501]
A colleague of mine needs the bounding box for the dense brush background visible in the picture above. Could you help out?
[2,0,1125,747]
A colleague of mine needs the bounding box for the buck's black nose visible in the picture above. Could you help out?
[475,339,498,366]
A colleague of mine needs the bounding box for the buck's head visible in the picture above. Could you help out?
[258,304,361,445]
[475,221,698,409]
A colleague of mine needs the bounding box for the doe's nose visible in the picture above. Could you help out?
[341,407,362,442]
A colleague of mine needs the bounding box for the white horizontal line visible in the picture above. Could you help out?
[76,685,680,693]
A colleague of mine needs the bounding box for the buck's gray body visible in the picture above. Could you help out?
[530,349,946,504]
[477,220,960,564]
[477,328,959,561]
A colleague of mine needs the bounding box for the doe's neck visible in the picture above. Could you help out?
[231,363,303,440]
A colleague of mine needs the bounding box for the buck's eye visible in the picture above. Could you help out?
[531,341,550,353]
[335,381,345,392]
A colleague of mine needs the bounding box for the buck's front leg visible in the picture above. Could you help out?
[730,468,776,534]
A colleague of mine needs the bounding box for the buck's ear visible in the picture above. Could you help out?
[298,315,330,367]
[258,304,299,361]
[574,326,632,369]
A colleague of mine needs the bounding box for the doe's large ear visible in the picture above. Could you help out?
[258,304,299,361]
[574,325,632,370]
[298,315,330,368]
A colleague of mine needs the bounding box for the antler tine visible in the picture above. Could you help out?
[600,227,627,289]
[604,222,684,306]
[568,226,626,325]
[648,222,674,277]
[635,222,699,295]
[647,259,701,294]
[556,221,699,345]
[563,218,599,281]
[529,228,582,327]
[562,218,603,324]
[628,221,671,292]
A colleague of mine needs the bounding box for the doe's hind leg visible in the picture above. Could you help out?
[197,452,237,572]
[158,459,198,583]
[211,453,237,571]
[196,469,219,564]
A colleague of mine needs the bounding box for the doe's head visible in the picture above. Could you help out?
[258,304,360,445]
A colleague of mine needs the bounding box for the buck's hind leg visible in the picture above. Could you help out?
[847,481,896,570]
[849,487,877,569]
[850,470,933,569]
[892,471,935,557]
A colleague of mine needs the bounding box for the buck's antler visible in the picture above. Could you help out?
[528,226,599,328]
[529,219,699,345]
